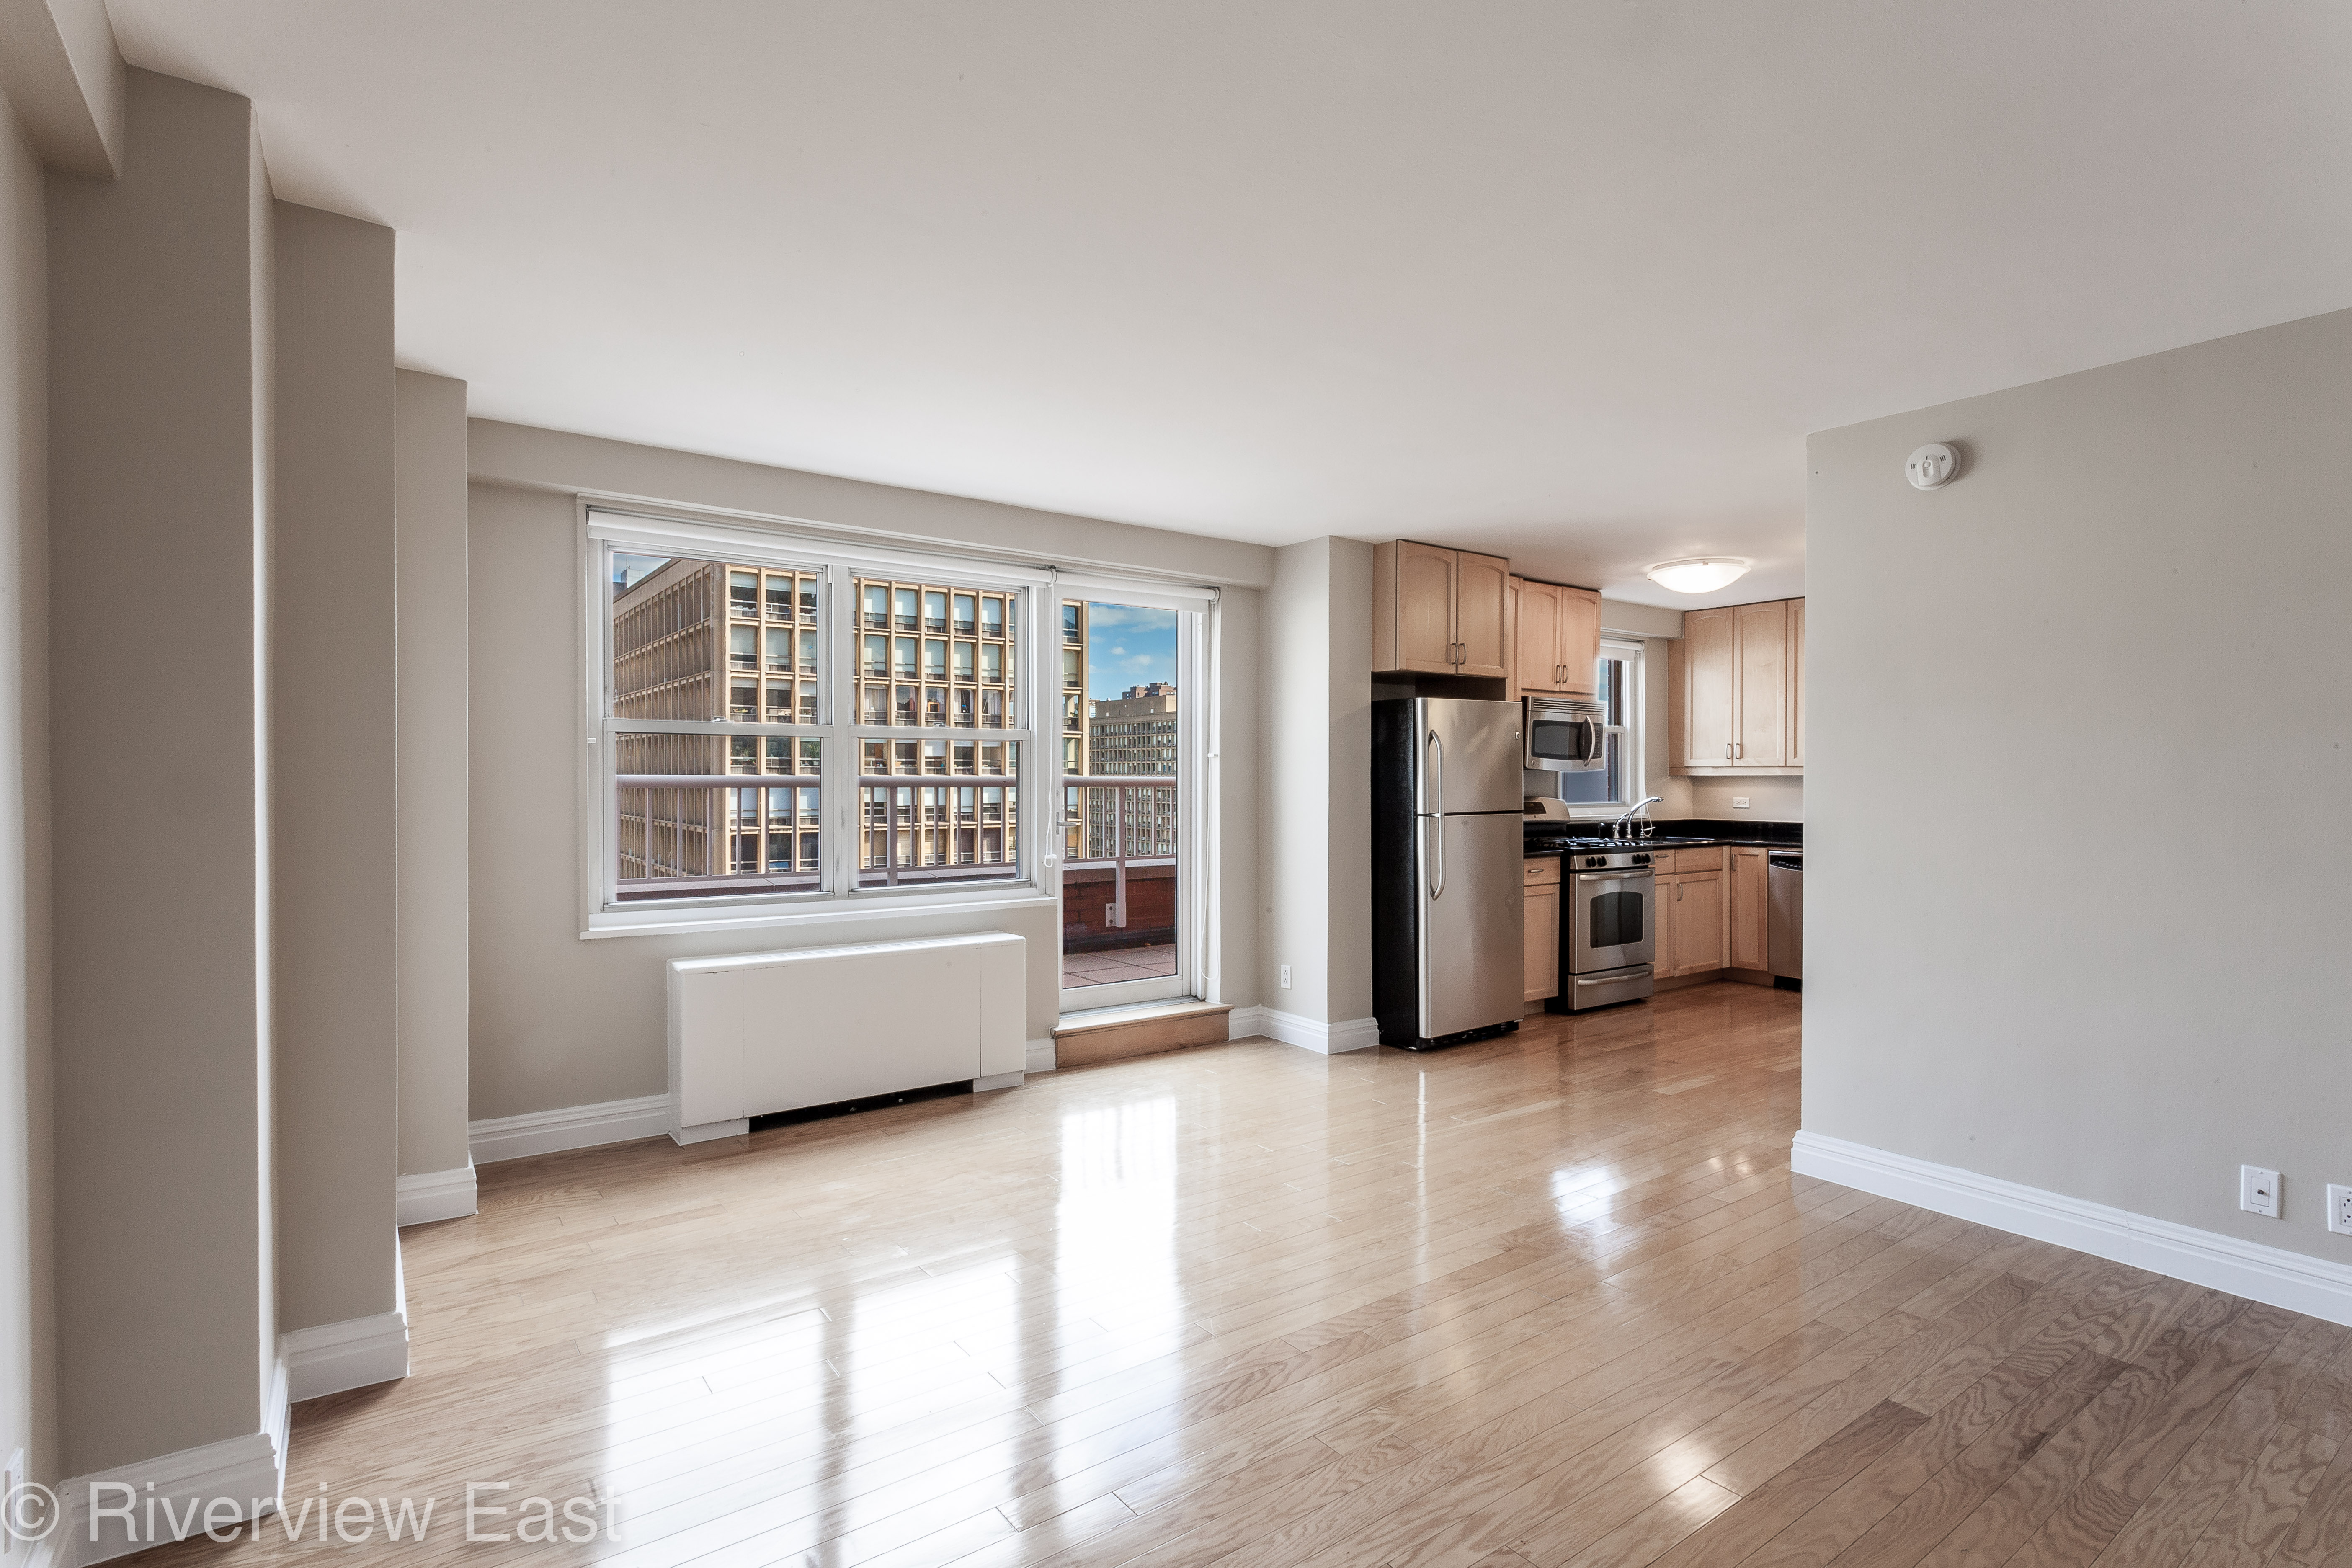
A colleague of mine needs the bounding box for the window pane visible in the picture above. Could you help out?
[1061,598,1182,994]
[852,576,1021,730]
[613,732,821,901]
[857,741,1021,889]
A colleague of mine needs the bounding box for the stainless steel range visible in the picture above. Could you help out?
[1552,846,1656,1011]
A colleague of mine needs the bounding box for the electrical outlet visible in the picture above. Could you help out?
[1279,964,1292,989]
[1731,797,1751,808]
[2329,1184,2352,1237]
[2241,1164,2281,1219]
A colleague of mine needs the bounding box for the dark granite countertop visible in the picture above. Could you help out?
[1521,817,1803,855]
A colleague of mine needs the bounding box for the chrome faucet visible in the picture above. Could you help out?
[1611,796,1662,841]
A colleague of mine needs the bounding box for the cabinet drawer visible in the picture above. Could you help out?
[1670,846,1725,873]
[1523,857,1561,887]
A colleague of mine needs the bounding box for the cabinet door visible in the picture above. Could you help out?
[1734,601,1789,766]
[1454,550,1511,677]
[1730,847,1768,970]
[1681,608,1737,767]
[1674,872,1726,975]
[1513,578,1564,694]
[1651,873,1678,975]
[1396,542,1459,672]
[1556,587,1601,696]
[1524,885,1560,1002]
[1788,598,1805,767]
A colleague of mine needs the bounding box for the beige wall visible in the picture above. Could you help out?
[467,432,1272,1120]
[0,85,54,1498]
[395,371,472,1178]
[1257,537,1374,1029]
[1805,307,2352,1259]
[46,68,276,1474]
[271,201,398,1332]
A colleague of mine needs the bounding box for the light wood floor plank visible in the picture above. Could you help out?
[117,984,2352,1568]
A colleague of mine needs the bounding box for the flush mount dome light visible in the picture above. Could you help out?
[1645,557,1751,595]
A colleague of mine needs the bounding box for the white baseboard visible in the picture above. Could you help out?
[1232,1006,1379,1055]
[1024,1037,1056,1073]
[279,1309,410,1403]
[395,1163,477,1226]
[1792,1130,2352,1329]
[60,1421,288,1566]
[469,1093,671,1165]
[671,1117,748,1147]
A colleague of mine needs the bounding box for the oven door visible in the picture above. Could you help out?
[1571,868,1655,972]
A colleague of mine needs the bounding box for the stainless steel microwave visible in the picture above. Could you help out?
[1525,697,1613,772]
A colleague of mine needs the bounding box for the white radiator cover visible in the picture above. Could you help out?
[667,931,1026,1143]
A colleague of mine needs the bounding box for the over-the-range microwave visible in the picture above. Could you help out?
[1525,696,1615,772]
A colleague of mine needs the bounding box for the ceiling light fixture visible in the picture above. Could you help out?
[1645,557,1751,595]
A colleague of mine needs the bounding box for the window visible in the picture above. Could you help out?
[1555,636,1646,812]
[592,510,1042,920]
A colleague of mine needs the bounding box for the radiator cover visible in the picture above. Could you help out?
[667,931,1026,1142]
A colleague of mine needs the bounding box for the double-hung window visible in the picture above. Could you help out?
[1558,635,1648,813]
[587,508,1046,928]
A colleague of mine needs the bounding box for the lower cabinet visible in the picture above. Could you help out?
[1524,857,1561,1002]
[1730,846,1769,970]
[1654,846,1727,978]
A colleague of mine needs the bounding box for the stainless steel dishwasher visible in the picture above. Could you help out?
[1767,851,1803,986]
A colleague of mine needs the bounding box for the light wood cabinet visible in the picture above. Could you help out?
[1523,858,1560,1003]
[1373,540,1510,677]
[1729,846,1769,970]
[1664,870,1725,975]
[1509,576,1601,697]
[1654,847,1728,979]
[1669,596,1805,774]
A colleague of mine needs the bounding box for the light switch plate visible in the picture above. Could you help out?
[2242,1164,2281,1219]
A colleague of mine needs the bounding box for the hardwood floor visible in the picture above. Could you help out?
[145,982,2352,1568]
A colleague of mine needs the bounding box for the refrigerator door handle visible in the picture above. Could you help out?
[1425,729,1445,900]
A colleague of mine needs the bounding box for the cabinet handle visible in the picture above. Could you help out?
[1735,742,1743,758]
[1726,742,1733,760]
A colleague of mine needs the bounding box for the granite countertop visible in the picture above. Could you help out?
[1521,817,1803,855]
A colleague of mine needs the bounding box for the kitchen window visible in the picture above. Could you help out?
[588,508,1047,930]
[1557,636,1646,812]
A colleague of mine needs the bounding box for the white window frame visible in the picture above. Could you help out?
[1560,634,1650,820]
[1053,575,1217,1013]
[579,505,1059,937]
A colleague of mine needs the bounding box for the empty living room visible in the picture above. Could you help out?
[1,5,2349,1568]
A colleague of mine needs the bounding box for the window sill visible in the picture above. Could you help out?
[583,889,1058,941]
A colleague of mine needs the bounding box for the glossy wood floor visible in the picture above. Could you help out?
[150,982,2352,1568]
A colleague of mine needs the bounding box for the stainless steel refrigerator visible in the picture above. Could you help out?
[1371,698,1526,1049]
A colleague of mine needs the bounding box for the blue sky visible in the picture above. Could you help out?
[1081,601,1177,701]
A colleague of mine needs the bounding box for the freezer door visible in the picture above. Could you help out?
[1413,699,1524,816]
[1416,811,1525,1038]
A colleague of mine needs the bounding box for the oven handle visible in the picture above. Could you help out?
[1576,969,1651,986]
[1576,870,1654,883]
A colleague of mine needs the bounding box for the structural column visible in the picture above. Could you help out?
[46,66,282,1540]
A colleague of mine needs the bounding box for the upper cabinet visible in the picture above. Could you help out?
[1372,541,1510,677]
[1670,596,1805,774]
[1509,576,1602,698]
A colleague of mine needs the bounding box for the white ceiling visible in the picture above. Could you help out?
[107,2,2352,609]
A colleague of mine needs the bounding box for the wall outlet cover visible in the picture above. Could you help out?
[1279,964,1292,989]
[2242,1164,2282,1219]
[2329,1184,2352,1237]
[1731,797,1751,808]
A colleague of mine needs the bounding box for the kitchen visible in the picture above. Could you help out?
[1368,540,1805,1050]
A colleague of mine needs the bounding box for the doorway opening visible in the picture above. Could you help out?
[1058,596,1197,1009]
